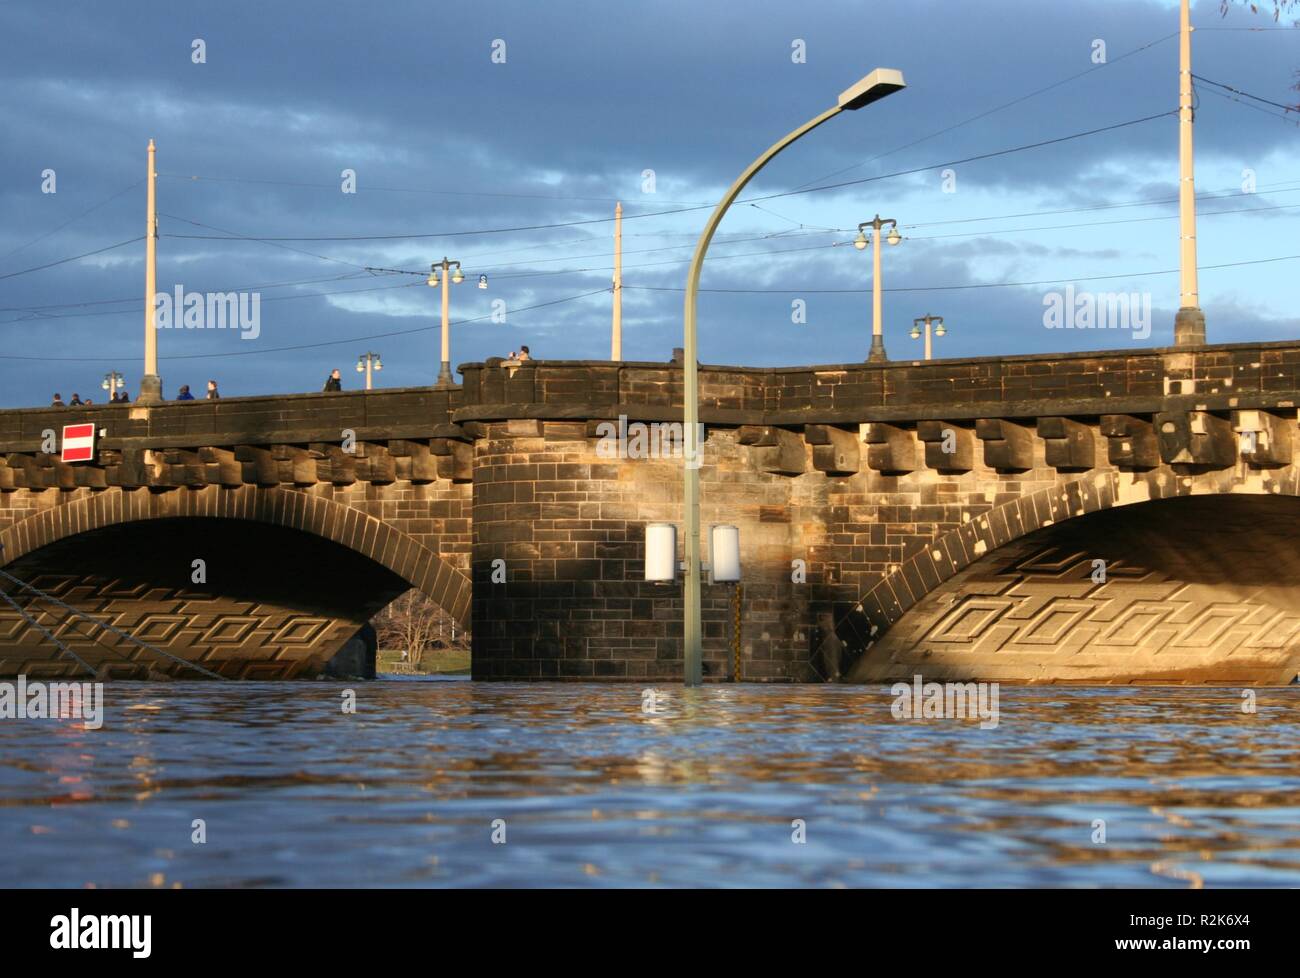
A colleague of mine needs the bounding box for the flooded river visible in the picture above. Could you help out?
[1,681,1297,887]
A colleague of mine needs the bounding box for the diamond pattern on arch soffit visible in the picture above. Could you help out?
[97,579,159,600]
[1009,546,1092,576]
[1014,601,1093,645]
[0,613,32,642]
[199,616,261,645]
[131,614,188,644]
[1094,602,1175,647]
[271,616,330,646]
[48,611,113,639]
[927,598,1016,643]
[1011,546,1157,582]
[22,575,80,598]
[1245,610,1300,649]
[1169,602,1257,649]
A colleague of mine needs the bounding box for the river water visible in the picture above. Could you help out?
[1,681,1297,887]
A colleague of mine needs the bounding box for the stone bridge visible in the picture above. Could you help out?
[2,339,1300,683]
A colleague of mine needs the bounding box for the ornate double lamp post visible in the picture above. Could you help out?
[853,215,902,363]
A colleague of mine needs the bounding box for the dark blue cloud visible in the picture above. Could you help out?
[0,0,1296,405]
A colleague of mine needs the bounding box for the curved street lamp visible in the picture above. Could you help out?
[680,68,906,686]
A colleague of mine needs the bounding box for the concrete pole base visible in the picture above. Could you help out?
[867,336,888,363]
[136,374,163,405]
[1174,306,1207,347]
[435,362,456,389]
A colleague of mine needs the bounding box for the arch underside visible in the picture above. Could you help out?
[846,495,1300,685]
[0,518,413,680]
[0,485,470,679]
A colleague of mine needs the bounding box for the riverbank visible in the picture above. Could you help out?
[376,649,470,676]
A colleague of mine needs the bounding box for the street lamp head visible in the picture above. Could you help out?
[853,230,868,250]
[427,272,438,287]
[451,268,464,285]
[910,325,921,340]
[356,359,365,373]
[887,226,902,246]
[374,356,382,371]
[837,68,907,111]
[934,321,946,337]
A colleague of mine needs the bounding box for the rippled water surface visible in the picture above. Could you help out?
[1,681,1298,887]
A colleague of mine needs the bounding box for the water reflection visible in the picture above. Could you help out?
[0,683,1296,887]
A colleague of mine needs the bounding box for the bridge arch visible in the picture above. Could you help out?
[836,469,1300,684]
[0,485,470,679]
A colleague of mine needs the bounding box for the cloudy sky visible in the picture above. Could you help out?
[0,0,1296,405]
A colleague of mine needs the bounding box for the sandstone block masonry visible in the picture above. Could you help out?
[1,341,1300,681]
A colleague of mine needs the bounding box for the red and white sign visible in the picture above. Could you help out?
[61,423,96,463]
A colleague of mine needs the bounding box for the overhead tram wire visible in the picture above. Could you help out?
[10,176,1296,322]
[0,271,382,314]
[1194,24,1300,31]
[12,175,1292,316]
[0,236,144,282]
[158,110,1179,245]
[158,213,384,271]
[0,278,418,327]
[1197,83,1300,125]
[13,243,1300,361]
[390,195,1300,286]
[0,287,612,362]
[364,179,1300,281]
[622,252,1300,294]
[159,172,716,207]
[0,178,143,264]
[14,191,1290,326]
[1192,73,1299,113]
[436,179,1300,275]
[747,110,1179,204]
[361,228,840,279]
[788,30,1180,192]
[902,180,1300,229]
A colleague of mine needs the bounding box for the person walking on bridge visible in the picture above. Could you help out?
[206,379,220,400]
[323,368,343,392]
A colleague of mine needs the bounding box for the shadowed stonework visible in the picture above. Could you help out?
[0,519,409,680]
[848,496,1300,685]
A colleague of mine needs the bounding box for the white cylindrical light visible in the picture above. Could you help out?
[710,524,741,583]
[644,523,677,582]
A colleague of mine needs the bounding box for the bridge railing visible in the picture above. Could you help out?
[453,341,1300,422]
[0,386,462,453]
